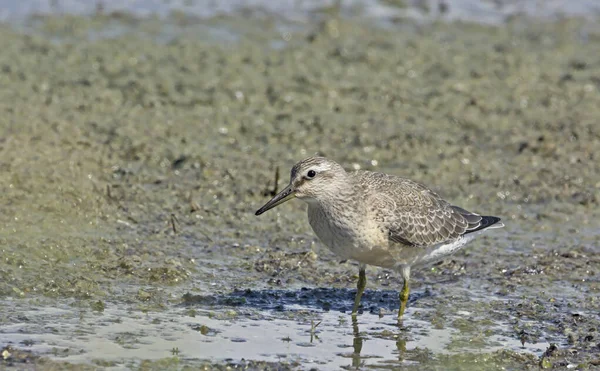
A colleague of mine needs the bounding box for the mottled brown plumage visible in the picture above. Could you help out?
[356,171,498,248]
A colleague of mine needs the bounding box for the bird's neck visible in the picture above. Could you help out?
[308,180,362,219]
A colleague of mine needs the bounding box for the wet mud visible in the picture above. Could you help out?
[0,5,599,370]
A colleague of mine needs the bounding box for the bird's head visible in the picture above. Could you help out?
[255,156,348,215]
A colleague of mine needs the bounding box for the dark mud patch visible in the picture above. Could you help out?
[1,345,39,369]
[181,287,430,315]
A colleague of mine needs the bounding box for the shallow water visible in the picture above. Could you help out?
[0,290,552,370]
[2,0,600,25]
[0,1,599,369]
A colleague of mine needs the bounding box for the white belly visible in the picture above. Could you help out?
[406,235,475,267]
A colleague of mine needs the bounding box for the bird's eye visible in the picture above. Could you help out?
[306,170,316,179]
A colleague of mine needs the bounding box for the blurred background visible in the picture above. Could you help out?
[0,0,599,370]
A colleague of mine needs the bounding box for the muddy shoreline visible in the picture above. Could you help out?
[0,9,599,370]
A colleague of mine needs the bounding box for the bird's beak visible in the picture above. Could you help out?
[255,184,296,215]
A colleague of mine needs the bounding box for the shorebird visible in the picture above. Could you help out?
[255,157,503,320]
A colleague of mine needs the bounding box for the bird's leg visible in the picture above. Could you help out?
[351,316,363,368]
[352,264,366,316]
[398,278,409,321]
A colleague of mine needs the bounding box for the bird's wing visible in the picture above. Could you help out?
[358,171,476,247]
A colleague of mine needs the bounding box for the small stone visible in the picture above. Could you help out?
[540,358,552,369]
[137,289,152,301]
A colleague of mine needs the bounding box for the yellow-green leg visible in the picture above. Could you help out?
[398,278,409,321]
[352,264,366,316]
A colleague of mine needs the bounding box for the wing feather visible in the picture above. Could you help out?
[358,171,469,248]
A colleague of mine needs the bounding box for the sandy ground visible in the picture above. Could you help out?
[0,9,599,370]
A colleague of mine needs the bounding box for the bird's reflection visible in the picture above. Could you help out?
[350,315,408,369]
[351,316,363,368]
[396,333,407,361]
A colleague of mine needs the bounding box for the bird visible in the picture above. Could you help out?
[255,156,503,320]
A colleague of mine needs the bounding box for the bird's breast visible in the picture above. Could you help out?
[307,204,391,265]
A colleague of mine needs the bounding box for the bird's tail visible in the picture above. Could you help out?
[451,206,503,234]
